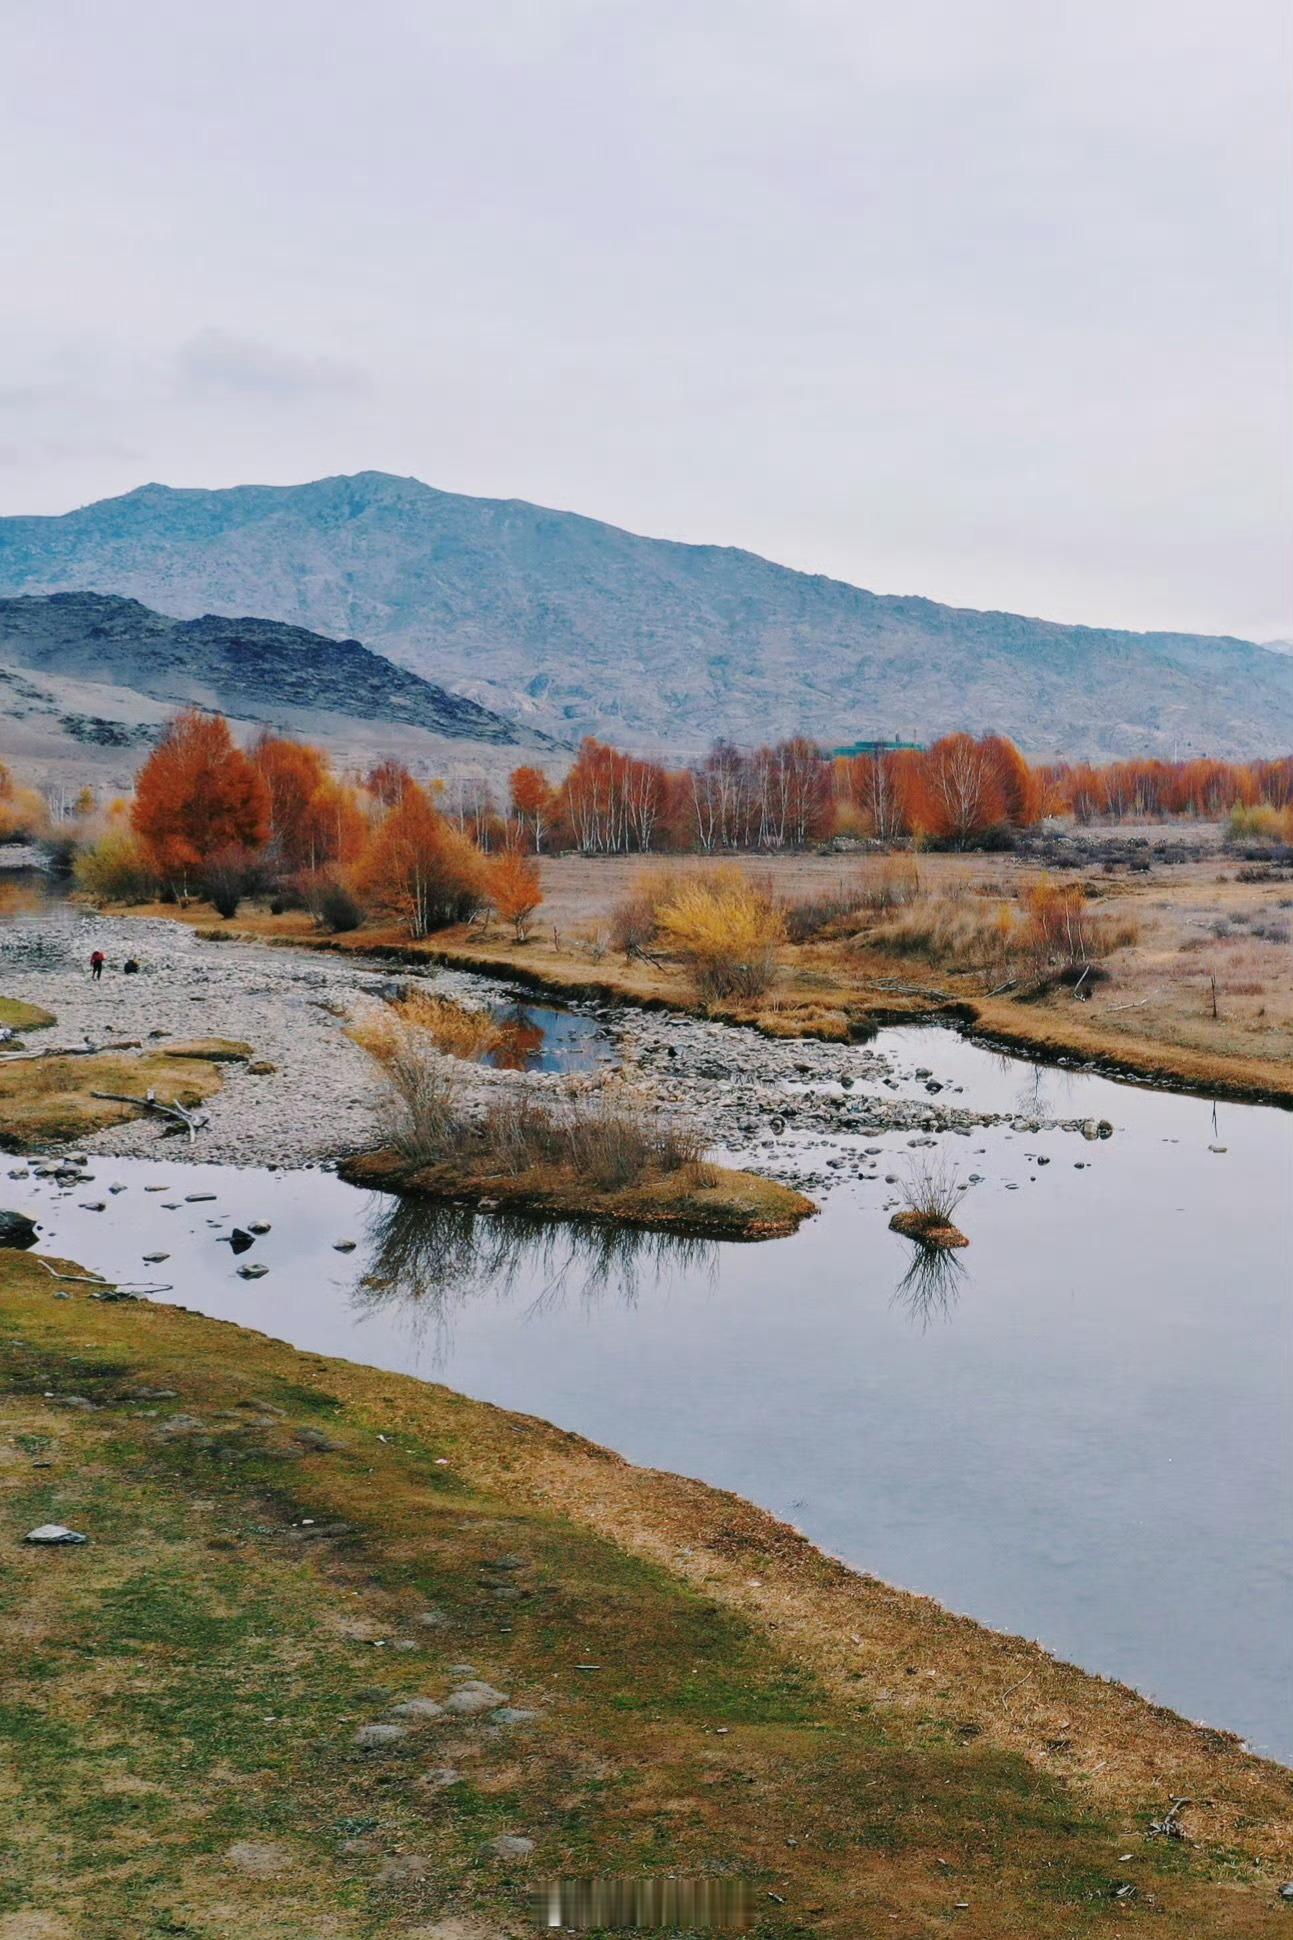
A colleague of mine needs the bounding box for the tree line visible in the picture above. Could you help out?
[68,710,1293,943]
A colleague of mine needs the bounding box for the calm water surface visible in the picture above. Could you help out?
[8,1027,1290,1762]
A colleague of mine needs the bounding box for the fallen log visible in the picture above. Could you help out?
[89,1091,210,1141]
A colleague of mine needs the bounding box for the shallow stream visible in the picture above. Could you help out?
[6,1016,1290,1764]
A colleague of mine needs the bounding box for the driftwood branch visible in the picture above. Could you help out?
[0,1040,142,1064]
[33,1259,173,1296]
[89,1091,209,1141]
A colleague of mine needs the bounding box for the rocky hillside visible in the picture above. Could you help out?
[2,473,1291,757]
[0,591,534,747]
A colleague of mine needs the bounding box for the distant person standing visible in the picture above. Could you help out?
[90,949,105,981]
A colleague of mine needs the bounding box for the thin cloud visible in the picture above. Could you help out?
[175,330,368,402]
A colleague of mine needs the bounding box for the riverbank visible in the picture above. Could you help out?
[0,906,1126,1196]
[112,841,1293,1108]
[3,1242,1290,1937]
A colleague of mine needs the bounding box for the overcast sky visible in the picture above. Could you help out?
[2,0,1289,639]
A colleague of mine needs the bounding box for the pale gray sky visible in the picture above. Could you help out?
[2,0,1289,638]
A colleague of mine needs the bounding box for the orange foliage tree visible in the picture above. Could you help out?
[509,765,556,852]
[487,847,543,940]
[351,783,481,937]
[913,734,1007,846]
[132,711,269,889]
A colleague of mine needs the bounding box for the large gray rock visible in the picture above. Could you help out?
[0,1209,38,1249]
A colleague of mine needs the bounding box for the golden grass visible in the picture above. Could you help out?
[0,1049,229,1147]
[388,987,503,1060]
[0,1247,1289,1936]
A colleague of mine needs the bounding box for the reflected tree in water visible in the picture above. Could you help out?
[356,1193,714,1359]
[487,1006,546,1071]
[890,1241,968,1329]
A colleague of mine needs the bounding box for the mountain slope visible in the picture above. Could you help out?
[0,591,533,747]
[2,472,1290,757]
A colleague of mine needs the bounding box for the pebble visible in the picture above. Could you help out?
[24,1523,88,1545]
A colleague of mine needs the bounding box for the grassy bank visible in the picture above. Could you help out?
[1,1246,1291,1937]
[0,1039,246,1148]
[0,996,56,1033]
[342,1146,815,1240]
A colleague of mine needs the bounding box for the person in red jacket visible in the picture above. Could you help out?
[89,950,105,981]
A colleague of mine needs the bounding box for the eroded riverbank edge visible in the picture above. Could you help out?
[3,1244,1291,1933]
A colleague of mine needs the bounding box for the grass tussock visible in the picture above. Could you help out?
[347,1022,812,1235]
[387,986,504,1061]
[0,995,56,1032]
[889,1153,970,1249]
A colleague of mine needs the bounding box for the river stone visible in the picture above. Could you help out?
[0,1209,38,1250]
[488,1834,535,1859]
[390,1697,443,1719]
[354,1721,407,1747]
[444,1683,507,1715]
[24,1524,87,1545]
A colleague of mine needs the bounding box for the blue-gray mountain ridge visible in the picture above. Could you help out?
[1,470,1288,760]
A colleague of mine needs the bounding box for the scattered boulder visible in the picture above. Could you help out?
[389,1697,443,1720]
[24,1524,87,1545]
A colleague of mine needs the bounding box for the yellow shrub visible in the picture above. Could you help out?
[654,867,786,999]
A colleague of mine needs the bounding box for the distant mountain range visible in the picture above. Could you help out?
[2,471,1290,759]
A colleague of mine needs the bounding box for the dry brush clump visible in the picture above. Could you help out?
[856,874,1139,987]
[355,1018,707,1189]
[612,865,786,1000]
[384,988,504,1062]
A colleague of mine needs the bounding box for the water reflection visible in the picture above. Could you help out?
[482,1001,613,1075]
[890,1241,968,1329]
[357,1193,714,1358]
[486,1005,547,1070]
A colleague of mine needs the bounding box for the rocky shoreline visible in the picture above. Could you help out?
[0,905,1112,1184]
